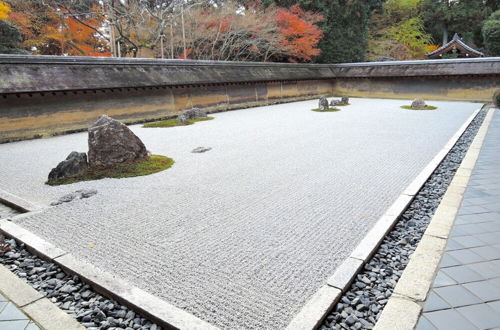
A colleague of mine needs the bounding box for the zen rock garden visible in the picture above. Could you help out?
[0,96,494,330]
[47,115,173,185]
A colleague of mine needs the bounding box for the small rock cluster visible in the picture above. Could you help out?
[176,108,207,124]
[50,189,98,206]
[48,115,148,184]
[330,97,349,106]
[411,98,426,109]
[318,97,330,110]
[0,236,162,330]
[321,109,486,330]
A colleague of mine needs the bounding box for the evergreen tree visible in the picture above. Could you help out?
[482,10,500,56]
[420,0,493,48]
[0,20,27,54]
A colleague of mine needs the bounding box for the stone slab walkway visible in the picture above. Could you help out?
[416,109,500,330]
[0,293,40,330]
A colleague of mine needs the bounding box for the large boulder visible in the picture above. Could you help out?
[48,151,88,182]
[411,98,426,109]
[319,97,329,110]
[88,115,148,167]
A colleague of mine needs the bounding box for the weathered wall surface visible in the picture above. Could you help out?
[332,76,499,102]
[0,55,499,142]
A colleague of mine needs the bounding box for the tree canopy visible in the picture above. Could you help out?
[1,0,499,61]
[482,10,500,56]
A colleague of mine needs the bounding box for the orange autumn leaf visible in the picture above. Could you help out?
[275,4,324,62]
[0,1,10,20]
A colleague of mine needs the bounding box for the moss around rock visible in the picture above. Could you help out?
[46,155,174,186]
[312,108,341,112]
[401,105,438,111]
[143,116,214,128]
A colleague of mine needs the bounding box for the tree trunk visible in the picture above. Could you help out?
[442,26,448,45]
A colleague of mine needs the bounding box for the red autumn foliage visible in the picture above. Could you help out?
[276,4,323,61]
[7,3,109,56]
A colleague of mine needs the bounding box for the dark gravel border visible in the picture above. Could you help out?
[320,109,487,330]
[0,237,162,330]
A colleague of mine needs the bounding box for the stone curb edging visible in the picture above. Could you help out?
[372,108,496,330]
[0,188,40,213]
[0,219,219,330]
[285,108,481,330]
[0,263,85,330]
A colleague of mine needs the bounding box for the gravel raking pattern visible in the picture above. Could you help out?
[0,98,480,329]
[0,238,161,330]
[321,109,487,330]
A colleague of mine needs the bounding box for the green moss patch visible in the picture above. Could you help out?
[143,116,214,128]
[46,155,174,186]
[401,105,438,111]
[311,108,341,112]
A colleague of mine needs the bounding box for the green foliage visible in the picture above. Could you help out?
[46,155,174,186]
[0,20,27,54]
[420,0,493,47]
[386,18,433,58]
[482,10,500,56]
[367,0,433,61]
[401,105,437,110]
[143,116,214,128]
[384,0,423,21]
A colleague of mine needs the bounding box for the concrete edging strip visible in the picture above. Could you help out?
[373,108,496,330]
[0,220,219,330]
[0,188,40,213]
[285,108,481,330]
[0,264,85,330]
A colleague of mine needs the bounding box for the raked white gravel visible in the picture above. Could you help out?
[0,98,478,329]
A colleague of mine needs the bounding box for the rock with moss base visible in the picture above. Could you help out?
[48,151,88,183]
[88,115,148,167]
[411,98,426,109]
[319,97,329,110]
[176,108,207,124]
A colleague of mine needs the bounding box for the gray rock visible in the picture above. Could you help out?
[176,114,188,124]
[411,98,426,109]
[318,97,329,110]
[191,147,212,153]
[88,115,148,167]
[177,107,207,124]
[330,97,349,106]
[48,151,88,183]
[50,189,98,206]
